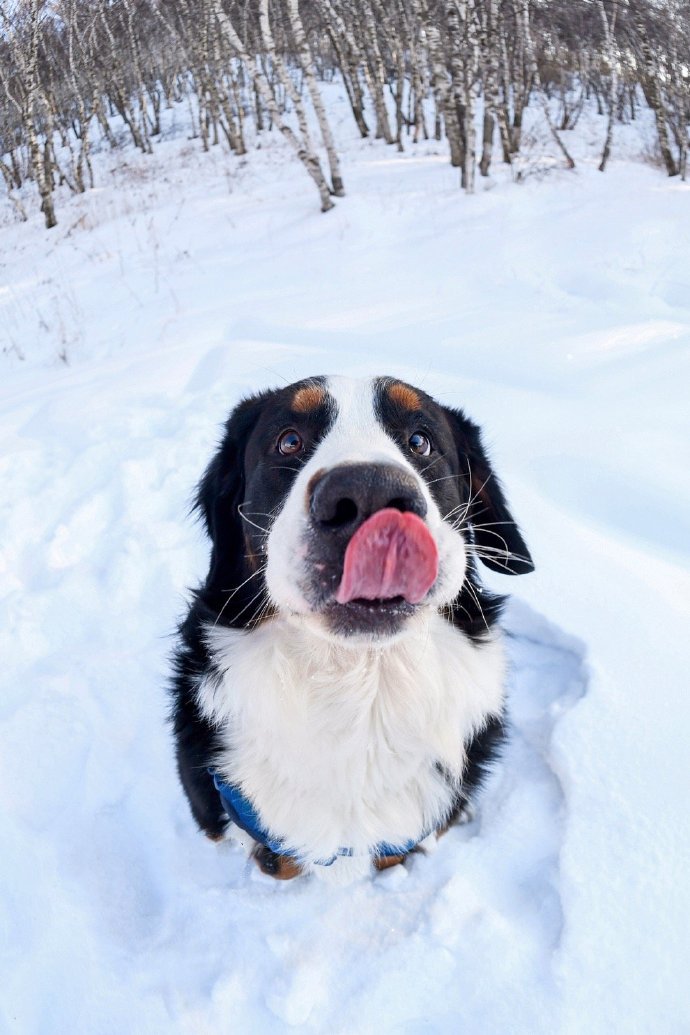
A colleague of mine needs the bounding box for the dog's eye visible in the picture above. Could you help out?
[409,431,432,457]
[277,429,304,455]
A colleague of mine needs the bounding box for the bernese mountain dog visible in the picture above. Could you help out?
[170,376,533,883]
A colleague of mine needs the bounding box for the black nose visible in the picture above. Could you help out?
[310,463,427,535]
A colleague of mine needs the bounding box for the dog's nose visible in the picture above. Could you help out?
[310,463,427,535]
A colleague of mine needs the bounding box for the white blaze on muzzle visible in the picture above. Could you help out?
[264,375,467,627]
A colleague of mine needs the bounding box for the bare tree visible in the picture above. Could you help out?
[285,0,345,194]
[2,0,688,224]
[1,0,58,226]
[519,0,575,170]
[597,0,618,172]
[213,0,335,210]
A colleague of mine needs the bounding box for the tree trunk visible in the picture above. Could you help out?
[637,18,678,177]
[326,23,369,137]
[479,0,510,174]
[214,1,334,211]
[27,0,57,227]
[519,0,575,170]
[323,0,373,139]
[479,110,494,176]
[361,0,395,144]
[597,0,617,173]
[285,0,344,195]
[425,18,454,153]
[461,0,479,192]
[445,1,470,185]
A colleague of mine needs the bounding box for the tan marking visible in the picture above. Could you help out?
[388,382,421,411]
[253,845,303,880]
[272,856,303,880]
[292,383,326,413]
[373,853,406,871]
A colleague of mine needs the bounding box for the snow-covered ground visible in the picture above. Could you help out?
[1,88,689,1033]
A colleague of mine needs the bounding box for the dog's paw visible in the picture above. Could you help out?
[373,853,406,871]
[436,801,476,840]
[205,829,227,843]
[252,844,303,881]
[455,802,476,826]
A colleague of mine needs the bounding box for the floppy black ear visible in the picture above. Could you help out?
[194,394,264,588]
[443,407,534,575]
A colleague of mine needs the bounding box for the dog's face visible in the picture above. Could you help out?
[197,376,532,642]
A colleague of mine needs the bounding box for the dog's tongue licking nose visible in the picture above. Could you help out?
[336,508,438,606]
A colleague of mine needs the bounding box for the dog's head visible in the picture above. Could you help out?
[196,376,532,642]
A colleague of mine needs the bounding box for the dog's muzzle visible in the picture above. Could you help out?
[306,463,438,636]
[310,462,427,532]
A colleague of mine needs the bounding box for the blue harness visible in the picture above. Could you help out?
[211,770,420,866]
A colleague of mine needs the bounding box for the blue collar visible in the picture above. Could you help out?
[210,770,420,866]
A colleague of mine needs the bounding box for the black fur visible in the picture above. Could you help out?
[373,376,532,643]
[169,376,531,848]
[441,713,507,824]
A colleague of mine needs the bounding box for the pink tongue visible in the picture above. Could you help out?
[336,509,439,606]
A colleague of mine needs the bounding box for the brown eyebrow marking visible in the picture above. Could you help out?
[292,383,326,413]
[388,381,421,411]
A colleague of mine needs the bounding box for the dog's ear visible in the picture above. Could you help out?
[442,406,534,575]
[194,394,264,586]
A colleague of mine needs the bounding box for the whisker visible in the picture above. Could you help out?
[211,560,268,628]
[220,584,268,627]
[464,579,490,635]
[472,545,532,565]
[443,501,467,523]
[441,458,485,526]
[466,468,493,511]
[449,461,494,532]
[457,602,479,628]
[469,519,521,528]
[427,472,470,487]
[222,564,268,601]
[442,595,483,633]
[421,451,448,476]
[248,595,275,628]
[237,503,271,535]
[454,457,476,528]
[470,523,531,566]
[473,526,511,555]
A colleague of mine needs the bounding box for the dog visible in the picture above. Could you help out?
[170,375,532,883]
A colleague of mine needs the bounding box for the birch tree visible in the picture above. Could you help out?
[633,7,679,176]
[285,0,344,195]
[1,0,58,227]
[213,0,335,211]
[519,0,575,170]
[597,0,618,172]
[2,0,689,224]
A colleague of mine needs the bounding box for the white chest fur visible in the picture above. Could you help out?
[198,614,505,875]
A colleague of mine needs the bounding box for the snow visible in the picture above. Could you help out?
[1,88,689,1033]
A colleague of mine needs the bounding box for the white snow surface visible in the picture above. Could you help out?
[1,89,689,1033]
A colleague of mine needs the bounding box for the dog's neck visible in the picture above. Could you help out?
[199,610,506,872]
[202,609,504,733]
[207,607,437,692]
